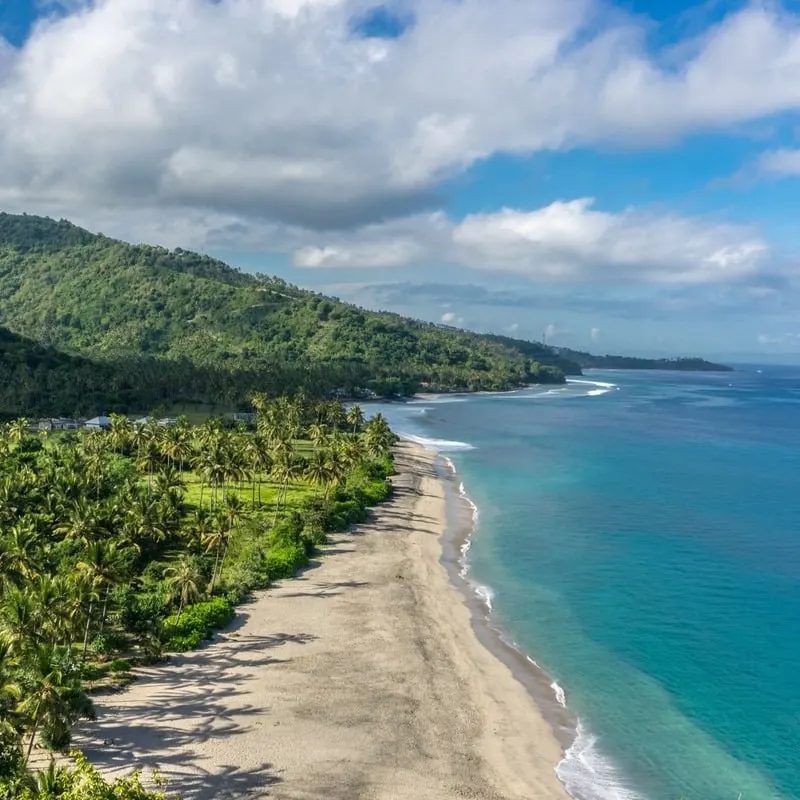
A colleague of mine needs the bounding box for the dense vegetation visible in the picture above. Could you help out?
[0,325,367,420]
[0,213,574,412]
[554,348,731,372]
[0,395,396,797]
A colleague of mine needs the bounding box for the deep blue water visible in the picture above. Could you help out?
[373,367,800,800]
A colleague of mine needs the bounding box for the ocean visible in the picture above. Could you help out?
[371,367,800,800]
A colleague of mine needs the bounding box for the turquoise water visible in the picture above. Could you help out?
[374,368,800,800]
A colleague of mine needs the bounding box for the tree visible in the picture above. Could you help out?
[75,542,130,662]
[17,645,94,762]
[346,405,365,434]
[164,557,202,617]
[270,449,303,524]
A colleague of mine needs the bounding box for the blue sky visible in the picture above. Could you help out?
[2,0,800,359]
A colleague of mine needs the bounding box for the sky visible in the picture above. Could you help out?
[2,1,800,359]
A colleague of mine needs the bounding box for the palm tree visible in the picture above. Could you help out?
[346,404,365,434]
[136,440,163,492]
[8,418,29,448]
[108,413,132,454]
[202,527,228,594]
[244,435,270,509]
[54,500,108,546]
[76,541,130,662]
[17,644,94,762]
[0,585,42,657]
[29,576,72,647]
[218,494,244,575]
[307,423,328,448]
[271,449,303,523]
[304,450,330,497]
[1,521,42,586]
[166,423,194,476]
[364,413,394,457]
[164,556,202,616]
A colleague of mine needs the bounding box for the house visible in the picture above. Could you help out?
[134,416,177,427]
[38,418,81,432]
[84,415,112,431]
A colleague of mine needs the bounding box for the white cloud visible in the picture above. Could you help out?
[757,332,800,345]
[506,322,520,334]
[757,148,800,177]
[2,1,800,241]
[293,198,769,285]
[590,327,601,342]
[440,311,456,323]
[452,200,767,283]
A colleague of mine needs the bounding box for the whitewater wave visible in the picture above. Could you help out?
[557,721,644,800]
[567,378,619,397]
[551,680,567,708]
[400,433,476,452]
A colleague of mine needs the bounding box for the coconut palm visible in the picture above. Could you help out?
[75,541,131,661]
[271,450,304,523]
[0,586,42,657]
[201,526,228,594]
[307,423,328,448]
[164,556,203,616]
[54,501,108,547]
[304,450,331,497]
[108,413,132,454]
[346,404,365,434]
[17,644,94,762]
[8,419,29,448]
[1,522,42,587]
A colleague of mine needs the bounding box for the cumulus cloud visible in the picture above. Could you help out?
[440,311,457,324]
[2,0,800,243]
[757,148,800,177]
[590,326,601,342]
[294,198,769,284]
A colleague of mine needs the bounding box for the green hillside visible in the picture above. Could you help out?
[554,347,731,372]
[0,213,576,407]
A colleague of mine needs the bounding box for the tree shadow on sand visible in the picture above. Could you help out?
[74,631,321,798]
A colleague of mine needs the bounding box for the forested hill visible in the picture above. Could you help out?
[554,348,732,372]
[0,213,577,411]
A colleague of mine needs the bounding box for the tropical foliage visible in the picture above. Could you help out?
[0,212,575,418]
[0,395,396,795]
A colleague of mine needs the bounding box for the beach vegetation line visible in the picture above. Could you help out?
[0,395,396,796]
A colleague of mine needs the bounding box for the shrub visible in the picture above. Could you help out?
[81,663,105,681]
[90,631,126,655]
[0,751,169,799]
[161,597,235,652]
[269,514,304,548]
[263,543,308,581]
[107,658,132,673]
[117,590,168,637]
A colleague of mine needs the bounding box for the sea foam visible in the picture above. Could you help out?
[567,378,619,397]
[400,432,476,452]
[446,448,640,800]
[557,722,644,800]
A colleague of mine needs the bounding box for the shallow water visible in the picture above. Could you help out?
[372,367,800,800]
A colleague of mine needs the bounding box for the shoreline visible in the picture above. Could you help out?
[435,454,578,754]
[77,440,570,799]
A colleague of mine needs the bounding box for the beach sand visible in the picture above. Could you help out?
[77,442,569,800]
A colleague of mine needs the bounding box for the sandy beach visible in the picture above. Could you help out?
[77,442,570,800]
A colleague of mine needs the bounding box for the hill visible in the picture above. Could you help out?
[0,213,576,409]
[0,325,294,418]
[554,347,732,372]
